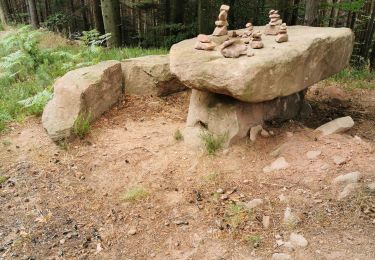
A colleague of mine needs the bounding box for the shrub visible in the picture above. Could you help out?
[174,129,183,141]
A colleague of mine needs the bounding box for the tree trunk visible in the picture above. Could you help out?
[27,0,39,28]
[291,0,300,25]
[92,0,104,33]
[197,0,211,34]
[0,0,10,25]
[100,0,122,47]
[171,0,185,24]
[80,0,89,30]
[304,0,319,26]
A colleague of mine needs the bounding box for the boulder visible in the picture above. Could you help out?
[122,55,186,97]
[170,26,353,103]
[42,61,122,141]
[333,172,361,185]
[185,89,306,145]
[316,116,354,136]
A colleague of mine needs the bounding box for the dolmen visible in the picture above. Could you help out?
[170,6,354,146]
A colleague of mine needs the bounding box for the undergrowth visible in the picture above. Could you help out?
[73,112,91,139]
[328,67,375,90]
[122,186,149,202]
[200,131,227,155]
[0,26,167,132]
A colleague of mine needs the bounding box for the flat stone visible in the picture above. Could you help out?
[244,199,263,209]
[333,172,361,185]
[186,90,306,145]
[338,183,359,200]
[306,150,322,160]
[316,116,354,136]
[272,253,292,260]
[367,182,375,191]
[122,55,186,97]
[195,41,216,51]
[221,42,247,58]
[42,61,122,141]
[262,216,270,229]
[263,157,289,173]
[197,34,211,43]
[289,233,308,247]
[170,26,353,103]
[283,207,300,226]
[333,155,347,165]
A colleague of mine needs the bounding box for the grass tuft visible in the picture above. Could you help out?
[73,112,91,139]
[122,186,149,202]
[200,131,227,155]
[0,175,8,185]
[245,235,261,248]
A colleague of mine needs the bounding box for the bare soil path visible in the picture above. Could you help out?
[0,87,374,260]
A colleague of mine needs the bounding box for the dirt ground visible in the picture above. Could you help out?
[0,85,375,260]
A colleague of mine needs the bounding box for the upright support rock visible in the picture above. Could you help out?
[185,89,307,146]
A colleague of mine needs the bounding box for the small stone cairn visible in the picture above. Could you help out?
[265,10,283,35]
[276,23,288,43]
[195,34,216,51]
[241,22,254,44]
[251,31,264,49]
[213,5,230,36]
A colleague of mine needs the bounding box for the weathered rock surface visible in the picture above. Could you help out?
[289,233,308,248]
[316,116,355,136]
[333,172,361,185]
[263,157,289,173]
[170,26,353,103]
[272,253,292,260]
[42,61,123,141]
[122,55,186,97]
[186,89,306,145]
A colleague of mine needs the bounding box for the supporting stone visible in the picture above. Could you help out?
[185,89,306,146]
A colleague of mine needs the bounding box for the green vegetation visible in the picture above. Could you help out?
[224,203,252,229]
[122,186,149,202]
[329,67,375,90]
[0,26,166,132]
[174,129,183,141]
[245,235,261,248]
[73,112,91,139]
[200,131,227,155]
[0,175,8,185]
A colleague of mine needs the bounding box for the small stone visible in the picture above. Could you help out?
[216,188,224,194]
[261,129,270,138]
[221,194,229,200]
[250,125,263,142]
[262,216,270,229]
[174,220,189,225]
[333,155,347,165]
[367,182,375,191]
[316,116,354,136]
[272,253,292,260]
[333,172,361,185]
[197,34,211,43]
[276,239,284,246]
[338,183,359,200]
[289,233,308,247]
[306,150,321,160]
[128,229,137,235]
[278,194,288,202]
[59,239,65,245]
[244,199,263,209]
[283,207,300,226]
[263,157,289,173]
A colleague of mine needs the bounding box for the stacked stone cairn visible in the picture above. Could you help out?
[195,34,216,51]
[220,39,248,58]
[275,23,289,43]
[265,10,283,35]
[213,5,230,36]
[241,22,254,44]
[251,31,264,49]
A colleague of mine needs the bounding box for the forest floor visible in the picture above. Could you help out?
[0,83,375,259]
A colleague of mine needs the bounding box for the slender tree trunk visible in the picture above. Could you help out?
[0,0,10,25]
[171,0,185,24]
[291,0,300,25]
[81,0,89,30]
[304,0,319,26]
[93,0,104,33]
[27,0,39,28]
[100,0,122,47]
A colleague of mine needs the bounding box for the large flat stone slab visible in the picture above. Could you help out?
[42,61,123,141]
[122,55,187,97]
[170,26,354,103]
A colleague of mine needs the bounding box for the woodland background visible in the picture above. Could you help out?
[0,0,375,68]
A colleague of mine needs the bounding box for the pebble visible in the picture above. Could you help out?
[59,239,65,244]
[367,182,375,191]
[216,188,224,194]
[272,253,292,260]
[262,216,270,229]
[128,229,137,235]
[261,129,270,138]
[289,233,308,247]
[283,207,300,226]
[244,198,263,209]
[220,194,229,200]
[174,220,189,226]
[306,150,321,160]
[278,194,288,202]
[333,172,361,185]
[338,183,359,200]
[333,155,347,165]
[263,157,289,173]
